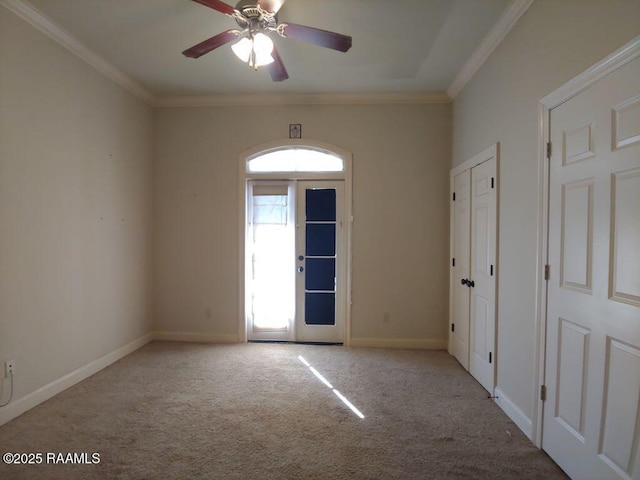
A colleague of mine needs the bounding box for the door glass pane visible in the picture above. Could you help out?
[304,186,337,327]
[306,224,336,256]
[251,190,294,330]
[306,189,336,221]
[305,293,336,325]
[305,258,336,291]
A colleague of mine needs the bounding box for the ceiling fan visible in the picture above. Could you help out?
[182,0,353,82]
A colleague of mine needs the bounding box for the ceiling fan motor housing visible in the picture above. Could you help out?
[233,1,277,33]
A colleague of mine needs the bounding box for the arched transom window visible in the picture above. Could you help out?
[246,147,344,173]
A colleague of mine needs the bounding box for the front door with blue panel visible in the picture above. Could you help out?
[296,181,344,343]
[304,188,337,326]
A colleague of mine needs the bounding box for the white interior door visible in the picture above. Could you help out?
[469,158,497,394]
[543,56,640,480]
[451,169,471,369]
[295,181,346,343]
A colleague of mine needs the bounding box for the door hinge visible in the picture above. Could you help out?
[491,177,495,189]
[451,323,455,333]
[540,385,547,402]
[546,142,552,159]
[489,352,492,364]
[452,192,456,201]
[452,258,455,267]
[544,264,550,281]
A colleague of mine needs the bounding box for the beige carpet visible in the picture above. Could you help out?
[0,342,567,479]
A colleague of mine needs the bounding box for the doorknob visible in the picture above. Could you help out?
[461,278,468,286]
[468,280,475,288]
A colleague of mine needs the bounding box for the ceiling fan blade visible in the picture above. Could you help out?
[182,30,239,58]
[267,46,289,82]
[280,23,352,52]
[191,0,236,16]
[257,0,286,14]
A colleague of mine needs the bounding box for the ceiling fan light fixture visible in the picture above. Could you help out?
[182,0,352,82]
[231,33,274,68]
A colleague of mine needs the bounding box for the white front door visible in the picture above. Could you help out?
[469,157,497,394]
[451,169,471,369]
[246,180,345,343]
[543,56,640,480]
[295,181,346,343]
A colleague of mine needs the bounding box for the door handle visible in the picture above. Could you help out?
[468,280,475,288]
[461,278,468,286]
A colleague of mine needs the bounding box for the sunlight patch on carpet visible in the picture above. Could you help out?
[298,355,365,419]
[309,366,334,389]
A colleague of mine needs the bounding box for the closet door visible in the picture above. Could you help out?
[451,170,471,370]
[469,157,497,394]
[449,146,498,395]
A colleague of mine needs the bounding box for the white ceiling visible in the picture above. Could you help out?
[19,0,515,99]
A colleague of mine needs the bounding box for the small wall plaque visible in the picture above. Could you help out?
[289,124,302,139]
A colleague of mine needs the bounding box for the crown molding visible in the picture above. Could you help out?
[0,0,157,105]
[447,0,534,99]
[1,0,452,108]
[155,91,451,108]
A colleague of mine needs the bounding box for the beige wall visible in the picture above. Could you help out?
[154,104,452,343]
[0,8,154,404]
[1,1,450,420]
[10,0,635,437]
[452,0,640,421]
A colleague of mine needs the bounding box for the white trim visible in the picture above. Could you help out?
[494,386,534,440]
[0,334,152,426]
[158,92,450,108]
[447,0,534,99]
[540,35,640,109]
[0,0,157,105]
[349,338,447,350]
[448,169,456,357]
[151,331,239,343]
[532,102,550,448]
[155,92,451,108]
[533,34,640,448]
[450,143,498,177]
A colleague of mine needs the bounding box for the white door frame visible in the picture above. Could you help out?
[533,35,640,448]
[448,144,499,391]
[448,144,499,357]
[238,139,353,345]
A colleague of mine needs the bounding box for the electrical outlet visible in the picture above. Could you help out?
[5,360,15,377]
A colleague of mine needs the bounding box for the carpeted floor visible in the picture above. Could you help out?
[0,342,568,479]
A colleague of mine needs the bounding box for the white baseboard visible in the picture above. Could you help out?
[494,386,533,440]
[151,331,239,344]
[349,337,447,350]
[0,333,152,426]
